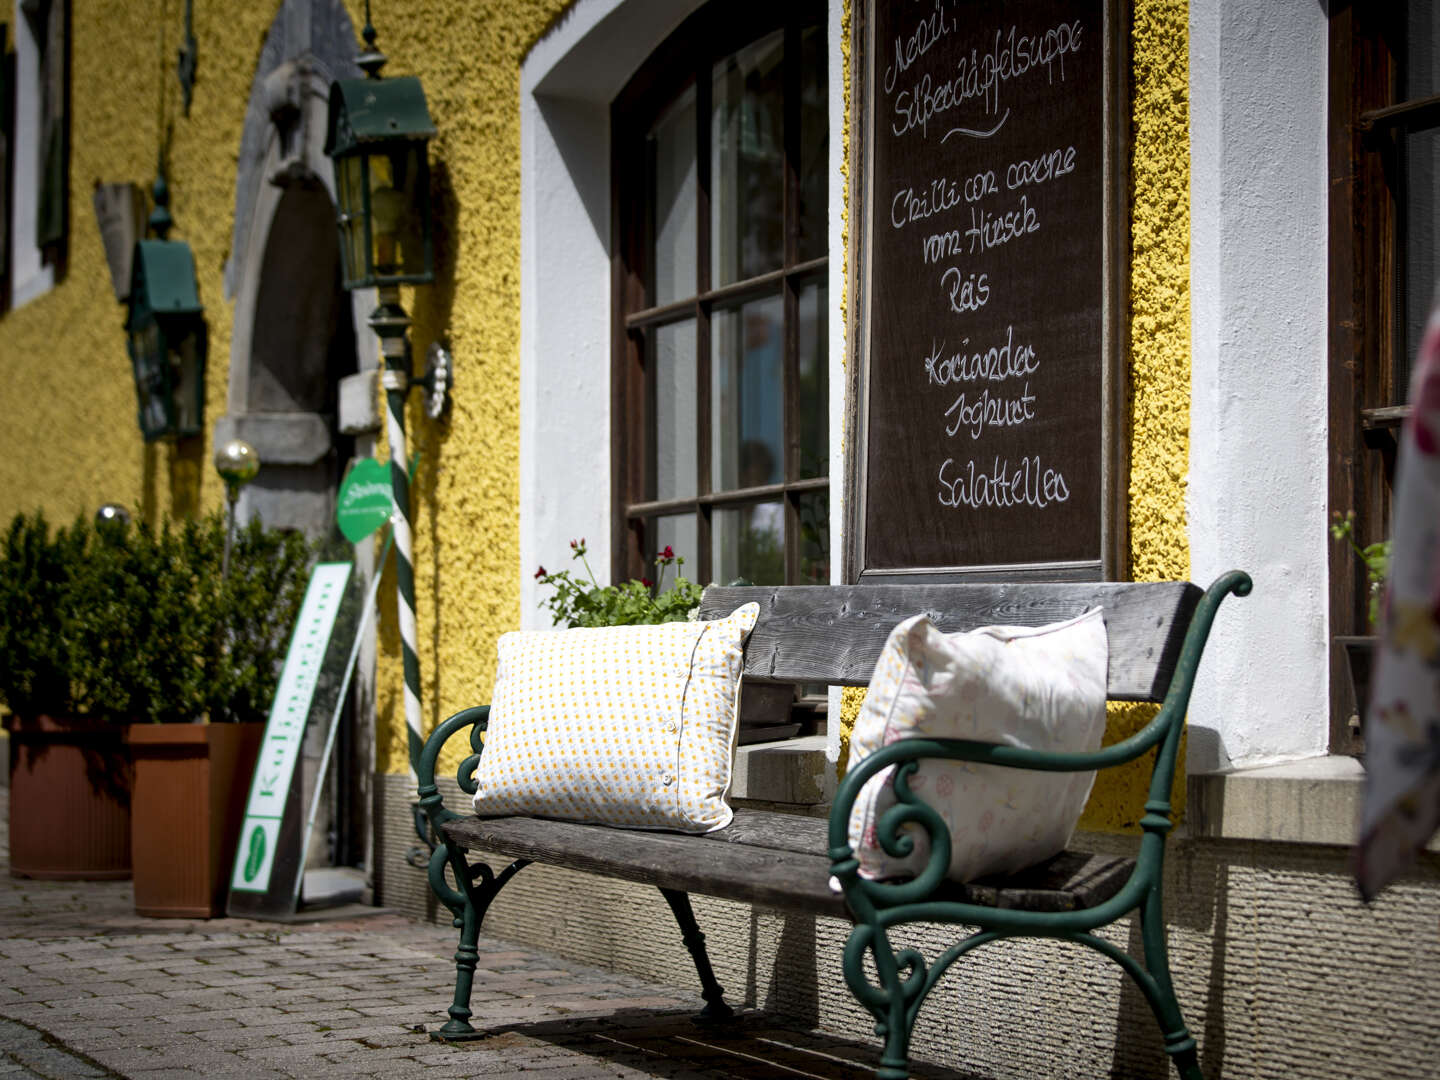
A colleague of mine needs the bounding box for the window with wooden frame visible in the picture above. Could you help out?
[1329,2,1438,753]
[610,0,829,597]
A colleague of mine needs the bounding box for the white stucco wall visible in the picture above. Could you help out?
[518,0,849,634]
[1187,0,1331,770]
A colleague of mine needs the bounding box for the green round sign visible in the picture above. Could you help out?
[337,457,395,542]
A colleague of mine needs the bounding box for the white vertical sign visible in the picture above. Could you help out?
[230,562,353,894]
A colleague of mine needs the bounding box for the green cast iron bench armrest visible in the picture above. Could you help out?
[827,570,1251,923]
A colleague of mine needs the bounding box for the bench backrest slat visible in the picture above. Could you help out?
[697,582,1203,702]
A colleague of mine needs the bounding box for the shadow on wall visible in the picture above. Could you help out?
[169,437,205,519]
[410,157,458,733]
[137,432,206,528]
[744,910,821,1027]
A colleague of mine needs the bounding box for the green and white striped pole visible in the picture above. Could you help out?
[371,286,425,782]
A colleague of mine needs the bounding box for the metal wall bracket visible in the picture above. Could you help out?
[421,342,452,420]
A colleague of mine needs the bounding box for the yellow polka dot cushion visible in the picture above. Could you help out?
[846,608,1108,883]
[471,603,760,834]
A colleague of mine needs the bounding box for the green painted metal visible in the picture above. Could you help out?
[417,706,532,1040]
[129,241,201,317]
[416,705,737,1039]
[124,163,206,443]
[324,77,435,157]
[828,570,1251,1080]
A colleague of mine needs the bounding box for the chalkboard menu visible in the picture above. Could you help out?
[850,0,1124,580]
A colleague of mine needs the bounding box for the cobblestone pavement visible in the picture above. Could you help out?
[0,798,978,1080]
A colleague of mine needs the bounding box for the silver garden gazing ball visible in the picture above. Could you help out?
[214,439,260,493]
[94,503,132,527]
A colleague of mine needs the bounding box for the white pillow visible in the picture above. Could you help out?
[471,603,759,833]
[847,608,1108,883]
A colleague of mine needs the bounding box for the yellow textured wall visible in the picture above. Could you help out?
[0,0,562,772]
[1077,0,1191,831]
[358,0,570,773]
[0,0,275,526]
[3,0,1192,808]
[838,0,1193,833]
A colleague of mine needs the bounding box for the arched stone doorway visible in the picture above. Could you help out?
[235,180,356,533]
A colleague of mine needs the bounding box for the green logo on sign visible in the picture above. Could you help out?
[243,825,267,883]
[336,457,394,542]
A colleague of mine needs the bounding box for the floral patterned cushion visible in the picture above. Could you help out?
[847,609,1108,883]
[471,604,759,834]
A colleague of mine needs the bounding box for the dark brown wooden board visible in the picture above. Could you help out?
[853,0,1116,576]
[700,580,1200,700]
[443,808,1136,915]
[444,810,850,918]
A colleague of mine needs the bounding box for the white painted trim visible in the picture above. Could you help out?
[8,0,54,309]
[1187,0,1330,770]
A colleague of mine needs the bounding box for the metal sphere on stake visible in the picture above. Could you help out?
[214,439,260,578]
[94,503,132,528]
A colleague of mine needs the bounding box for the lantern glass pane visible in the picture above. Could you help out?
[129,321,171,438]
[366,143,428,279]
[171,330,202,437]
[335,154,370,286]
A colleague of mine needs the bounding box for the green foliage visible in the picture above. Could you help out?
[0,509,311,723]
[535,539,703,628]
[1330,510,1391,626]
[0,513,84,715]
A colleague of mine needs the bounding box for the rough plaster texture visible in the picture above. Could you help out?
[0,0,565,781]
[0,0,277,527]
[381,773,1440,1080]
[1186,0,1330,769]
[350,0,573,775]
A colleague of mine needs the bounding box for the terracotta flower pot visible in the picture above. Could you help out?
[127,722,263,917]
[4,714,132,880]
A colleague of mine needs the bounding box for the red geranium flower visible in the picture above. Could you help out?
[534,566,547,579]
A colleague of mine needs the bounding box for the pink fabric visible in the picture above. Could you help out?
[1354,304,1440,901]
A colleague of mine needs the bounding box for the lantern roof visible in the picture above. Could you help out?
[127,239,202,323]
[325,76,435,158]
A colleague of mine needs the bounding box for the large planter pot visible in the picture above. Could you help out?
[3,714,132,880]
[127,722,263,917]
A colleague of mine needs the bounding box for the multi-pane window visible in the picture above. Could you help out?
[1330,2,1439,751]
[612,1,828,588]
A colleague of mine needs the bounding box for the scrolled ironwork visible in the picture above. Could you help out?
[828,572,1250,1080]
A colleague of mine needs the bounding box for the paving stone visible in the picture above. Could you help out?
[0,804,965,1079]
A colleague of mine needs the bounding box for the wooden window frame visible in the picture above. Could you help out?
[609,0,829,587]
[1328,2,1435,754]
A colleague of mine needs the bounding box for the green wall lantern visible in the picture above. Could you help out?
[125,167,207,442]
[324,73,435,290]
[324,3,450,820]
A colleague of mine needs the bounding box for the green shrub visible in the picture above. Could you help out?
[0,509,311,723]
[0,513,84,715]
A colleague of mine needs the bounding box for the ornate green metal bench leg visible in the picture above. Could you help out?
[659,888,735,1021]
[417,706,536,1042]
[1139,892,1204,1080]
[425,842,532,1041]
[842,924,917,1080]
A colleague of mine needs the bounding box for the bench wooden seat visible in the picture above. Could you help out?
[442,810,1136,920]
[417,572,1251,1080]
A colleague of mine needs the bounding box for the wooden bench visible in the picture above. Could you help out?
[416,571,1250,1080]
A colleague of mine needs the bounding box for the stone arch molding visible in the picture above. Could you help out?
[217,0,376,533]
